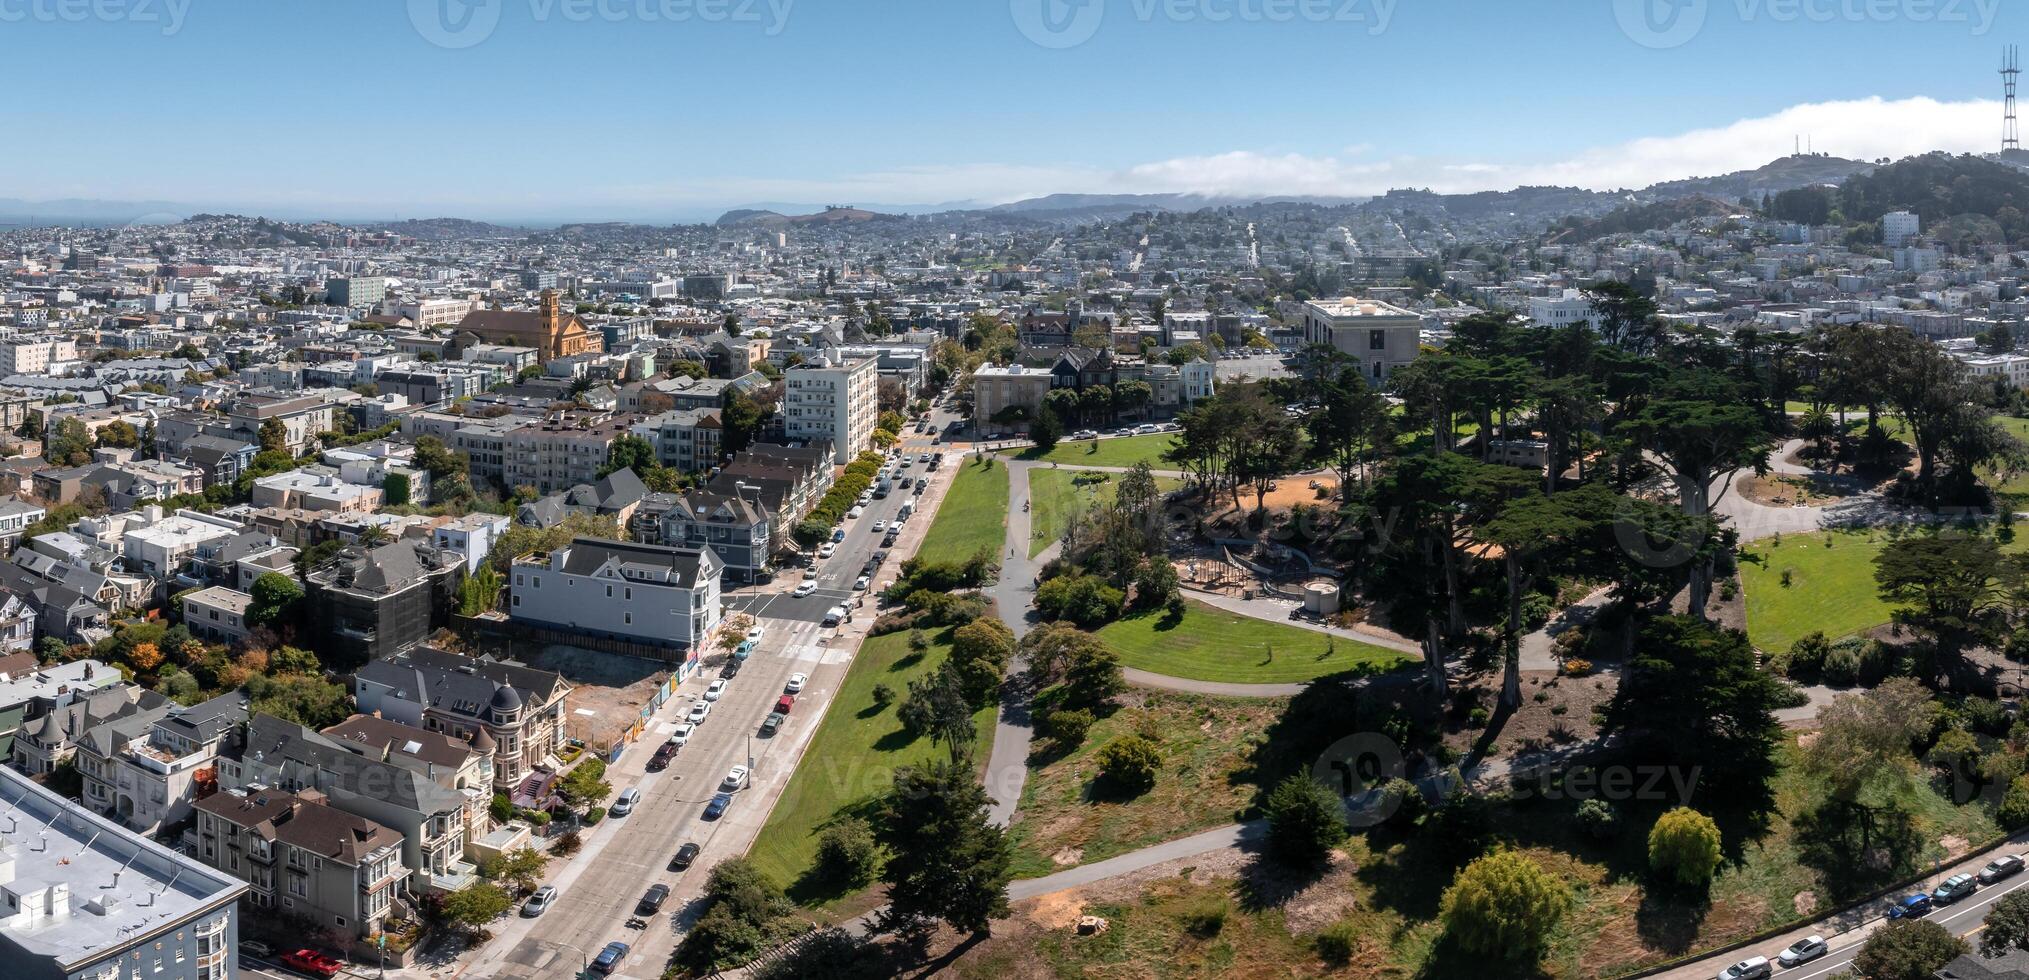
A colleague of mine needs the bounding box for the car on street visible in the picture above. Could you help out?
[760,712,784,736]
[1932,872,1979,904]
[705,679,727,701]
[239,941,275,961]
[279,950,344,978]
[721,659,741,679]
[832,527,846,542]
[704,792,733,820]
[592,942,630,975]
[1983,854,2027,883]
[884,530,900,546]
[854,575,871,590]
[847,506,864,519]
[918,453,932,463]
[687,702,711,725]
[648,742,678,771]
[872,520,886,532]
[914,482,926,495]
[818,542,836,558]
[1888,892,1933,918]
[609,787,640,816]
[823,605,845,627]
[786,673,807,693]
[669,723,693,747]
[745,624,764,642]
[1777,936,1827,968]
[722,765,749,790]
[1714,956,1770,980]
[637,884,670,915]
[776,694,796,714]
[793,582,817,597]
[670,842,701,871]
[734,639,756,660]
[521,884,559,917]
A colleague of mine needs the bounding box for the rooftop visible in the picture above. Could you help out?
[1306,296,1421,319]
[0,765,244,970]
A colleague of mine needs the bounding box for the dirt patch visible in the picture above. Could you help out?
[1441,669,1618,761]
[1024,891,1088,931]
[1275,852,1365,935]
[1941,834,1972,859]
[1793,890,1816,915]
[517,643,672,749]
[1742,474,1852,507]
[1050,847,1084,867]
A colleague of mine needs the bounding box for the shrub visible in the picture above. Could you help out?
[551,829,582,856]
[1177,893,1228,938]
[2001,775,2029,830]
[1647,807,1722,887]
[814,817,881,888]
[1785,631,1831,677]
[582,806,605,826]
[1561,658,1594,677]
[1439,850,1570,961]
[1314,918,1362,965]
[1043,706,1094,746]
[1094,735,1161,794]
[1963,696,2011,737]
[1575,799,1619,839]
[1035,574,1125,628]
[870,683,895,709]
[1378,777,1424,828]
[1263,775,1346,866]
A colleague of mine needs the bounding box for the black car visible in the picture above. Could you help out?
[721,660,741,679]
[760,712,783,736]
[873,550,890,565]
[670,842,701,871]
[647,743,677,771]
[637,883,670,915]
[1981,854,2027,884]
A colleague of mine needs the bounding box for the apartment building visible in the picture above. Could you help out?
[193,786,407,938]
[226,395,339,456]
[510,538,723,653]
[783,350,877,464]
[303,540,465,666]
[0,765,245,980]
[0,336,78,377]
[74,690,248,836]
[502,413,638,495]
[182,586,253,645]
[630,408,724,473]
[325,276,386,310]
[352,647,570,795]
[970,363,1056,436]
[1301,297,1425,384]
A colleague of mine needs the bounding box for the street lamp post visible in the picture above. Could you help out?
[553,941,590,979]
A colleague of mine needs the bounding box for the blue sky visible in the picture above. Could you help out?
[0,0,2019,220]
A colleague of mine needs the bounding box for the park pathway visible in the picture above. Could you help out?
[983,458,1043,827]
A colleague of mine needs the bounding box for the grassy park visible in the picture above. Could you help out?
[915,456,1010,566]
[746,627,994,906]
[1022,432,1179,470]
[1094,599,1413,684]
[1740,525,2026,654]
[1026,468,1186,558]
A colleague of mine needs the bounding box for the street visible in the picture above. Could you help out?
[440,435,962,980]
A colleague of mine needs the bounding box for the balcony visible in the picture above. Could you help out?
[427,860,479,893]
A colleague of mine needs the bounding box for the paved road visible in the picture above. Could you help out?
[437,449,959,980]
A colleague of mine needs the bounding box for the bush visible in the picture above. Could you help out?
[551,829,581,856]
[1647,807,1722,887]
[1263,775,1346,866]
[1561,659,1593,677]
[1963,696,2011,737]
[1177,893,1228,938]
[1094,735,1161,794]
[1034,574,1125,628]
[1575,799,1620,839]
[1439,850,1570,961]
[1313,918,1362,965]
[2001,775,2029,830]
[582,806,605,826]
[1785,631,1831,677]
[814,817,881,888]
[1378,777,1425,829]
[870,683,895,709]
[1042,706,1094,746]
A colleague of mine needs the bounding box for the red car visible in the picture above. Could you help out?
[775,694,795,714]
[279,949,343,978]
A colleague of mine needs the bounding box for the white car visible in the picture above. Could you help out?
[871,520,886,533]
[704,679,727,702]
[818,542,836,558]
[745,625,764,642]
[793,582,817,597]
[1777,937,1827,968]
[1716,956,1771,980]
[721,765,749,791]
[847,506,864,519]
[668,723,693,747]
[686,702,711,725]
[1072,429,1098,440]
[854,575,871,591]
[785,673,807,694]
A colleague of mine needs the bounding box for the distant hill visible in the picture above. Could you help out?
[1544,196,1741,244]
[365,217,522,239]
[1641,154,1876,202]
[716,206,904,228]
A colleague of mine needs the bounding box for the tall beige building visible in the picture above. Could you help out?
[784,351,877,464]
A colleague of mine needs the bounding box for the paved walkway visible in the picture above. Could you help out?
[983,460,1041,827]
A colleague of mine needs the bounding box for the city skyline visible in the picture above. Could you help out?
[1,0,2024,221]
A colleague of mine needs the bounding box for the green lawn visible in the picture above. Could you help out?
[1741,526,2026,655]
[916,457,1010,566]
[746,627,995,904]
[1026,469,1186,558]
[1095,599,1414,684]
[1022,432,1180,470]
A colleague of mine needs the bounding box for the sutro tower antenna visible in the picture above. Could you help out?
[2005,45,2022,151]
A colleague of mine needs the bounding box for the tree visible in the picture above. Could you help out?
[247,572,303,631]
[1029,405,1062,453]
[1094,735,1161,794]
[600,435,657,479]
[482,847,549,895]
[1853,919,1968,980]
[1262,774,1345,866]
[44,417,93,467]
[245,673,350,729]
[439,882,511,934]
[1646,807,1723,888]
[672,858,793,974]
[947,618,1014,705]
[876,756,1013,934]
[815,816,881,888]
[1982,891,2029,956]
[1061,636,1125,707]
[1875,531,2005,652]
[556,758,611,810]
[1305,368,1392,500]
[896,668,975,760]
[1582,278,1663,354]
[1605,617,1784,794]
[1439,850,1571,962]
[257,416,289,455]
[95,420,140,449]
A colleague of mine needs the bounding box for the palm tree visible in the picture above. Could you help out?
[1799,406,1838,461]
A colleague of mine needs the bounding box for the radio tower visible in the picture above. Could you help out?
[2005,45,2022,151]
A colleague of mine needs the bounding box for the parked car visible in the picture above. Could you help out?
[687,702,711,725]
[914,482,927,496]
[722,765,749,790]
[721,659,741,679]
[670,842,701,871]
[734,639,757,660]
[648,742,677,771]
[1982,854,2027,883]
[871,520,886,533]
[669,723,693,747]
[760,712,784,736]
[854,575,871,591]
[786,673,807,694]
[831,527,846,542]
[823,606,845,627]
[1777,936,1828,968]
[745,624,765,642]
[1715,956,1770,980]
[521,884,559,917]
[917,453,932,463]
[1933,872,1979,904]
[705,679,727,701]
[279,950,344,978]
[793,582,817,597]
[704,792,733,820]
[238,941,275,961]
[637,884,670,915]
[883,531,900,546]
[1888,892,1933,918]
[847,506,864,519]
[818,542,836,558]
[609,788,640,816]
[592,941,630,975]
[776,694,796,714]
